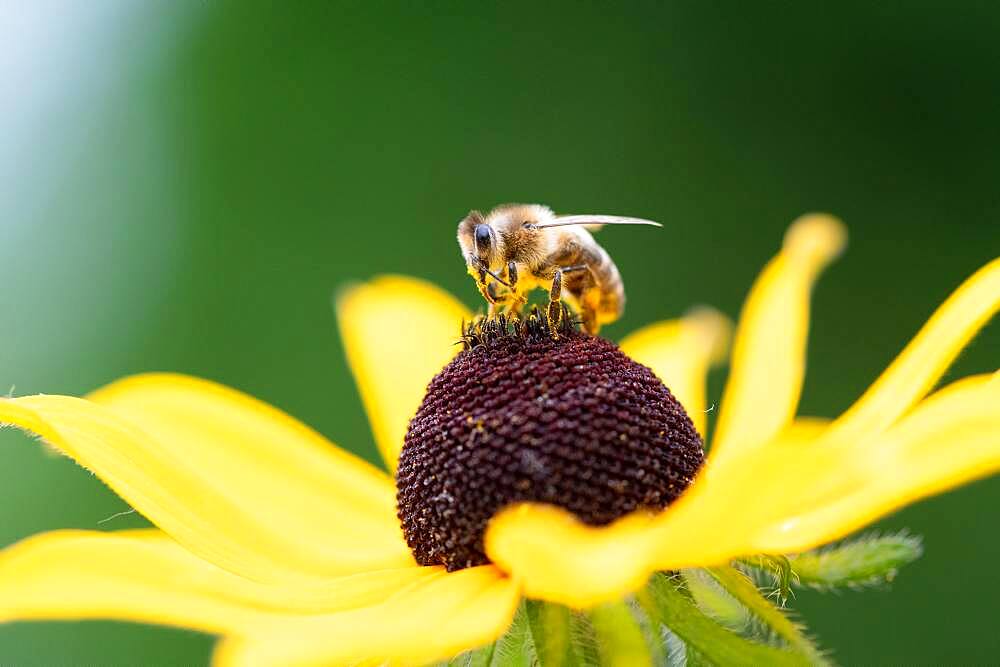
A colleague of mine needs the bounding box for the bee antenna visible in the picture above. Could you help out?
[480,265,512,287]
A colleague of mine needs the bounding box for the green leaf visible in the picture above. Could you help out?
[629,597,669,667]
[788,532,923,590]
[522,600,603,666]
[470,643,498,667]
[587,600,653,667]
[567,610,602,667]
[685,646,715,667]
[446,642,497,667]
[739,554,797,604]
[707,566,828,665]
[491,602,534,667]
[682,569,751,633]
[638,574,811,667]
[526,600,573,666]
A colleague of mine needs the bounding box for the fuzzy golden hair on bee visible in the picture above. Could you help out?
[456,210,486,265]
[456,203,662,335]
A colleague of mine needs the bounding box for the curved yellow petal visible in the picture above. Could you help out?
[629,418,837,572]
[825,257,1000,445]
[0,529,440,634]
[657,377,994,562]
[482,419,835,608]
[619,307,732,437]
[0,528,256,634]
[213,566,520,667]
[337,275,471,471]
[0,382,412,584]
[485,504,656,608]
[752,373,1000,553]
[711,214,846,462]
[773,416,832,443]
[88,374,412,577]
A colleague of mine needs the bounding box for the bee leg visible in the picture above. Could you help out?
[580,304,599,335]
[500,262,526,318]
[508,296,526,318]
[488,281,522,319]
[562,265,601,335]
[506,262,519,290]
[486,281,504,318]
[547,269,564,336]
[476,270,498,308]
[501,292,525,318]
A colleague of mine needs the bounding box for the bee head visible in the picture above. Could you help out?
[457,210,500,270]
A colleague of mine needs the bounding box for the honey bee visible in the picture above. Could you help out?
[456,203,661,335]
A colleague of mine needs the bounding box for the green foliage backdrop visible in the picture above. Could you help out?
[1,2,998,664]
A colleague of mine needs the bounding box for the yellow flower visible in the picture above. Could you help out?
[1,214,998,665]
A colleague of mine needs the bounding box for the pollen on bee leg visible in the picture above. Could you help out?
[395,307,705,571]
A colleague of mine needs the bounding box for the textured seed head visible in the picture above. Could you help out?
[395,308,704,571]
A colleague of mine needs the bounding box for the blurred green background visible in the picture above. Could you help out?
[2,1,999,664]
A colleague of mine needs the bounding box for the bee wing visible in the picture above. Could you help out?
[535,215,663,232]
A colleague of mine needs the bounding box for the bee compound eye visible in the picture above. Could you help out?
[474,224,492,248]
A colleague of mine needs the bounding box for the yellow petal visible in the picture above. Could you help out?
[213,566,520,667]
[752,373,1000,553]
[824,257,1000,445]
[711,214,846,462]
[89,374,411,576]
[647,420,835,566]
[482,418,835,608]
[0,529,254,634]
[645,418,836,571]
[619,307,732,437]
[337,275,471,471]
[773,416,832,442]
[1,378,412,584]
[485,504,655,608]
[0,529,440,634]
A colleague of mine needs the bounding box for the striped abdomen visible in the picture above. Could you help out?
[539,228,626,324]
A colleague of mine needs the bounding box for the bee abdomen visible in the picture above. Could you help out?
[588,245,625,319]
